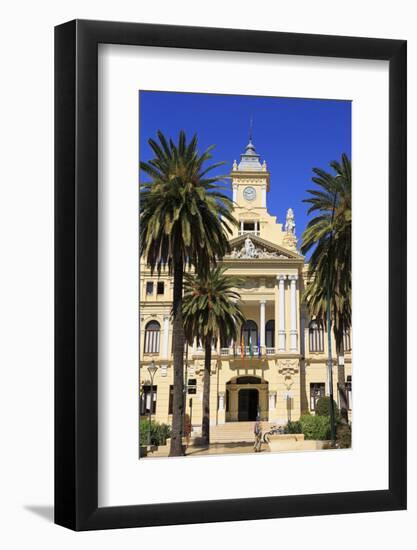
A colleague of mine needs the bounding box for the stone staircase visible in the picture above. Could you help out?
[209,422,274,444]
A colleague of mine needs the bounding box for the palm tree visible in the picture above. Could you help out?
[301,153,351,409]
[140,130,236,456]
[182,267,245,445]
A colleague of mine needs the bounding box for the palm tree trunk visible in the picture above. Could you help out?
[169,259,185,457]
[202,335,212,445]
[337,344,348,411]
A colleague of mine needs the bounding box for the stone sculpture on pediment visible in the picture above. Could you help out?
[229,237,284,259]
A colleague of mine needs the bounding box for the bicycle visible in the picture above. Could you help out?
[263,424,285,444]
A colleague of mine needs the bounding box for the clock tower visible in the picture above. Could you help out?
[231,138,270,211]
[230,136,283,242]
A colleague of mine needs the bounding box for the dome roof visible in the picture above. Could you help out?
[237,139,262,171]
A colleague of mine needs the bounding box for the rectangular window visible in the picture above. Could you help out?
[140,385,157,415]
[310,382,325,411]
[157,281,164,295]
[343,329,352,352]
[187,378,197,394]
[146,281,154,295]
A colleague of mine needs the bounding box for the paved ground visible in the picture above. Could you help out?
[145,441,269,458]
[186,442,269,456]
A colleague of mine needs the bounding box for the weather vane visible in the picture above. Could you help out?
[249,115,254,142]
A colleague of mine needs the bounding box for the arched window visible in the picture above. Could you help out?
[220,334,232,348]
[144,320,160,354]
[309,320,324,352]
[343,329,352,352]
[241,320,258,347]
[265,320,275,348]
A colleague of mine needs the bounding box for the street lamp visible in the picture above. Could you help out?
[147,361,158,447]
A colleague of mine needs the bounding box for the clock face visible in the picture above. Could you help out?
[243,186,256,201]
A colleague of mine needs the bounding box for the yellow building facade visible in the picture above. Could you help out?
[139,139,352,431]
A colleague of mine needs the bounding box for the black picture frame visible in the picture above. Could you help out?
[55,19,407,531]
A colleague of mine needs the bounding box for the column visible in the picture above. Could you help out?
[217,391,226,424]
[289,274,298,352]
[232,184,238,204]
[261,186,266,207]
[277,275,286,351]
[268,391,277,410]
[260,300,266,351]
[274,281,279,353]
[162,315,170,358]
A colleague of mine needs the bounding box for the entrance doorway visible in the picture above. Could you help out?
[226,376,268,422]
[238,389,259,421]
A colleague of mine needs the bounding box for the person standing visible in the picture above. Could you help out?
[254,418,262,452]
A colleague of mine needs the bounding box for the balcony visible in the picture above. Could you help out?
[238,230,260,237]
[219,346,277,358]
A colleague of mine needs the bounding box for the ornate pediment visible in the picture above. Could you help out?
[226,234,303,261]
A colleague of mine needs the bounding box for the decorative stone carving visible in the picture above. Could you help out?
[283,207,298,251]
[229,237,288,259]
[268,391,277,410]
[160,364,167,377]
[218,392,225,410]
[278,359,299,373]
[244,236,256,257]
[278,359,299,390]
[194,360,217,375]
[285,208,296,235]
[243,278,258,289]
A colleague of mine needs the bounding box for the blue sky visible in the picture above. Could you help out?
[139,91,351,255]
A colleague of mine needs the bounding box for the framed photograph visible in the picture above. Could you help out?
[55,20,406,530]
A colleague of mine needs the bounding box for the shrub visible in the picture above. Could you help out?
[140,419,171,447]
[299,414,331,440]
[315,396,340,419]
[336,423,352,448]
[285,420,302,434]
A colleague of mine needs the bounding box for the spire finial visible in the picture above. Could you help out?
[249,116,253,142]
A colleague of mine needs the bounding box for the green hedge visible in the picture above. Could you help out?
[285,420,302,434]
[286,414,352,446]
[286,414,331,440]
[300,414,331,440]
[140,419,171,447]
[315,397,340,419]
